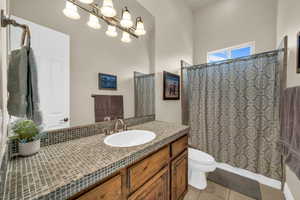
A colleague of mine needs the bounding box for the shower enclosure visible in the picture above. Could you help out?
[134,72,155,117]
[182,41,287,182]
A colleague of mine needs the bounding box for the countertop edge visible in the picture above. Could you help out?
[39,127,190,200]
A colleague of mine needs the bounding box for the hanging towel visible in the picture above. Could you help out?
[7,47,28,117]
[26,47,42,125]
[280,86,300,180]
[93,95,123,122]
[7,46,42,125]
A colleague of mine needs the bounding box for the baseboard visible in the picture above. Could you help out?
[216,163,282,190]
[284,183,295,200]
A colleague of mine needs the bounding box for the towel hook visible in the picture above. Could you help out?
[1,10,27,30]
[1,10,31,46]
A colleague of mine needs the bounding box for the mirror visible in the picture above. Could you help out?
[8,0,155,130]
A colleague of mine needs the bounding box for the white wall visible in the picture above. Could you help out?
[11,0,155,126]
[0,0,8,164]
[193,0,277,64]
[277,0,300,199]
[137,0,194,123]
[277,0,300,87]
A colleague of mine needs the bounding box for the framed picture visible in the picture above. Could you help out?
[98,73,117,90]
[163,71,180,100]
[297,32,300,73]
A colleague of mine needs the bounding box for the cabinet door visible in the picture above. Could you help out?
[77,175,122,200]
[171,151,188,200]
[128,167,169,200]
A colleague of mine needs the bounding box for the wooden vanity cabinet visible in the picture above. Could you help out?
[72,135,188,200]
[171,135,188,158]
[171,151,188,200]
[128,146,170,193]
[76,174,122,200]
[128,167,169,200]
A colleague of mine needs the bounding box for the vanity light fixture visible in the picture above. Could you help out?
[87,13,101,29]
[78,0,94,4]
[63,1,80,20]
[63,0,146,42]
[100,0,116,18]
[121,31,131,43]
[120,7,133,28]
[106,25,118,37]
[135,17,146,36]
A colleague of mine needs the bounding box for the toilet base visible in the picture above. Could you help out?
[188,169,207,190]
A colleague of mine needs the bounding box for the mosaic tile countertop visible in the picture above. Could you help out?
[2,121,189,200]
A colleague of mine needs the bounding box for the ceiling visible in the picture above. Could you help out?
[186,0,220,10]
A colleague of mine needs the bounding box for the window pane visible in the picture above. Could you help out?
[208,51,229,63]
[231,47,251,59]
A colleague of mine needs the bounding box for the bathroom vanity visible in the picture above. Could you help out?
[2,121,189,200]
[72,135,188,200]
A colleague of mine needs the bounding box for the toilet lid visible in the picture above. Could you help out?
[188,148,215,165]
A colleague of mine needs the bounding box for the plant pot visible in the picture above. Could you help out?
[18,139,40,156]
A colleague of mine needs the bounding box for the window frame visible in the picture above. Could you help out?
[207,42,255,63]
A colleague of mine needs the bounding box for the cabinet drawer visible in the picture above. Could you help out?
[128,146,170,193]
[77,174,122,200]
[128,167,169,200]
[171,135,188,158]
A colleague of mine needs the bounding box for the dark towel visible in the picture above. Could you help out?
[280,86,300,180]
[93,95,123,122]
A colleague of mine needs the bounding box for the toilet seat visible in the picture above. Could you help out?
[188,148,215,166]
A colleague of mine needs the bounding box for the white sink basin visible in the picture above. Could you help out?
[104,130,156,147]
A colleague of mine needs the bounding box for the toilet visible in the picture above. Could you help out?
[188,147,217,190]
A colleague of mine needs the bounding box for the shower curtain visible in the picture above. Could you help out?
[181,60,192,126]
[185,51,282,180]
[134,72,155,117]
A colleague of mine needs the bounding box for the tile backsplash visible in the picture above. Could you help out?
[8,115,155,158]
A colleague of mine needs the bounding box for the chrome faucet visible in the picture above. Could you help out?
[103,119,128,136]
[114,119,127,132]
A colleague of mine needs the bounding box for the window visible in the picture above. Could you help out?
[207,42,255,63]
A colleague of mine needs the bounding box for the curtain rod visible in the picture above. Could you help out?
[183,48,285,70]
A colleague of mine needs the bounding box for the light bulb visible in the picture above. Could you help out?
[135,17,146,36]
[101,0,117,18]
[78,0,93,4]
[63,1,80,20]
[120,7,133,28]
[87,14,101,29]
[106,25,118,37]
[121,32,131,43]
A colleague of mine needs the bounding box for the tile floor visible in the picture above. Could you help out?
[184,181,284,200]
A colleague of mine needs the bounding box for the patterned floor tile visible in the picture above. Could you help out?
[184,186,200,200]
[184,181,284,200]
[229,190,255,200]
[198,181,230,200]
[259,184,284,200]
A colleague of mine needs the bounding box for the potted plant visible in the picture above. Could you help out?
[11,119,43,156]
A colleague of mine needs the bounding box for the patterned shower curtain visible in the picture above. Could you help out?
[134,73,155,117]
[186,52,282,180]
